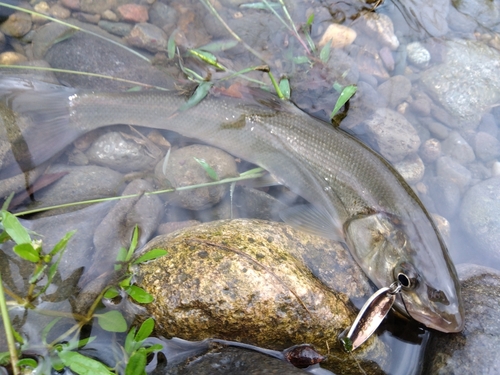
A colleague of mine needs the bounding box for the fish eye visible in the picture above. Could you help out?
[395,262,419,290]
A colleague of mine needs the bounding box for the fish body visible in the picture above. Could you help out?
[0,77,464,332]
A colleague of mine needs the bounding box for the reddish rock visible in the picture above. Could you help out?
[116,4,148,23]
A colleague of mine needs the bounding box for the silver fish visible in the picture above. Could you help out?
[0,77,464,332]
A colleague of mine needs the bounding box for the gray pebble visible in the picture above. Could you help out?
[155,144,238,210]
[148,1,178,34]
[460,177,500,259]
[419,138,442,163]
[28,164,124,216]
[377,75,411,108]
[436,156,472,191]
[477,113,498,138]
[85,131,162,173]
[97,20,133,37]
[426,118,450,140]
[406,42,431,68]
[409,97,431,116]
[125,22,168,53]
[474,131,500,162]
[394,154,425,185]
[363,108,421,162]
[441,131,475,164]
[429,176,461,218]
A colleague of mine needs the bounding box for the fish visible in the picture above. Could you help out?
[0,76,464,332]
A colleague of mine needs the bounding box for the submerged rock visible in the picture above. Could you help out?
[421,40,500,130]
[460,176,500,261]
[424,264,500,374]
[154,144,238,210]
[134,219,387,374]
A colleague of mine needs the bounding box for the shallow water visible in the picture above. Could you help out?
[1,0,500,374]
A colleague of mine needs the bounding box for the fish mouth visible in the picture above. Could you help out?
[401,294,464,333]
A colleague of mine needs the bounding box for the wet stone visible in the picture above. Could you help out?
[134,219,386,374]
[409,97,431,116]
[361,13,399,50]
[436,156,472,191]
[80,0,111,14]
[60,0,80,11]
[116,3,149,23]
[421,40,500,130]
[154,144,238,210]
[441,131,475,164]
[393,154,425,185]
[363,108,421,162]
[0,51,27,65]
[419,138,442,163]
[125,22,167,53]
[27,164,124,216]
[477,113,498,138]
[377,75,411,109]
[98,20,133,37]
[406,42,431,68]
[318,24,357,49]
[424,264,500,374]
[425,118,449,140]
[429,176,461,218]
[85,131,162,172]
[474,131,500,162]
[148,1,178,34]
[72,12,100,24]
[460,176,500,260]
[0,11,32,38]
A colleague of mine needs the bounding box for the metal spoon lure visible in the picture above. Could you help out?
[340,281,402,352]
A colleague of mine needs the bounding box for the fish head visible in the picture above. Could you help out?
[345,212,464,333]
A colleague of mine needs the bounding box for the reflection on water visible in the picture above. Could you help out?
[1,0,500,373]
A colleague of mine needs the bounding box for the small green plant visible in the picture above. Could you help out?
[0,202,167,374]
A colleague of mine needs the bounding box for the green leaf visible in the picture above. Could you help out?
[133,249,167,264]
[306,13,315,27]
[96,310,127,333]
[330,84,357,119]
[125,326,138,354]
[142,343,163,354]
[179,81,213,112]
[278,77,290,100]
[17,358,38,369]
[58,351,113,375]
[125,349,147,375]
[103,287,120,299]
[29,263,47,284]
[1,211,31,244]
[189,49,226,70]
[49,230,75,256]
[292,55,310,64]
[125,285,154,304]
[199,40,238,53]
[167,32,176,59]
[126,225,140,261]
[319,41,331,63]
[135,318,155,342]
[0,352,10,366]
[194,157,219,181]
[13,243,40,263]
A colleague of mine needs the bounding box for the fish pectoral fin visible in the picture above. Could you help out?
[280,204,344,242]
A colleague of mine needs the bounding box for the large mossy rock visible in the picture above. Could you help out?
[134,219,388,374]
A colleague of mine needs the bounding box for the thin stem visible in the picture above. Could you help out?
[0,272,20,375]
[0,65,171,91]
[198,0,266,62]
[14,168,266,217]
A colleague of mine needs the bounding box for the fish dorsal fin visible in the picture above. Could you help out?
[280,204,344,242]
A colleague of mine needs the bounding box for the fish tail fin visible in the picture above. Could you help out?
[0,77,82,179]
